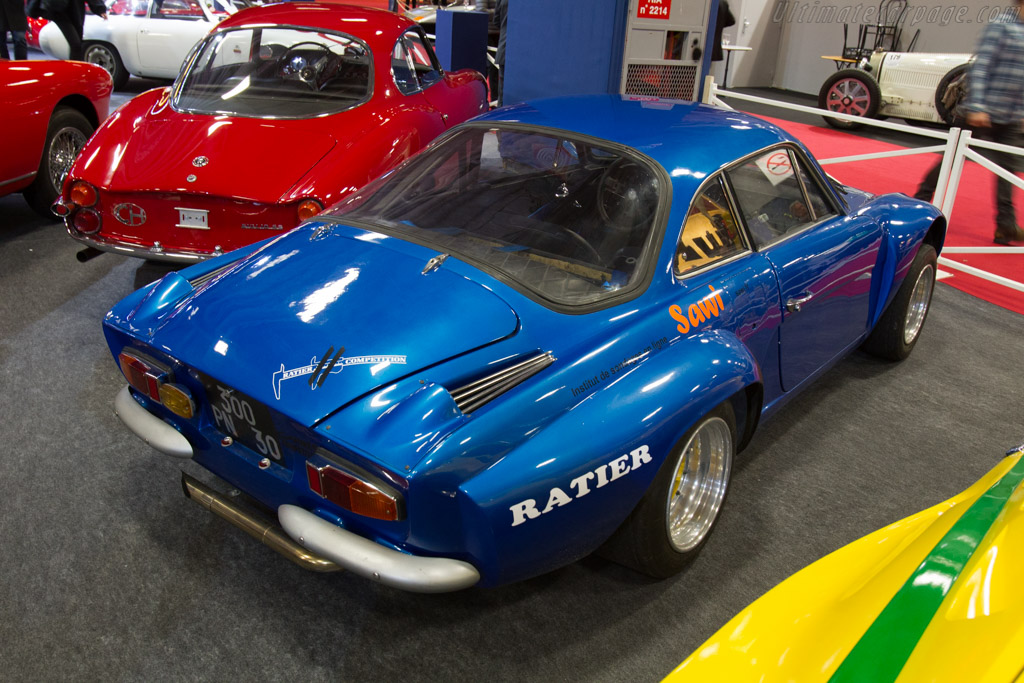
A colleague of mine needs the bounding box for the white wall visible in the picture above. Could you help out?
[729,0,1002,94]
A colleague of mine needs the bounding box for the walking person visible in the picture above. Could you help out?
[915,1,1024,245]
[0,0,28,60]
[43,0,106,62]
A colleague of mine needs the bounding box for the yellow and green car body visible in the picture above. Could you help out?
[667,446,1024,682]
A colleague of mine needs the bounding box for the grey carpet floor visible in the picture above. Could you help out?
[1,187,1022,681]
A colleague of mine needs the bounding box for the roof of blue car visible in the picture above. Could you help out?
[476,95,797,179]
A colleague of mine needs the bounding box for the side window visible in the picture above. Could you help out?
[153,0,204,19]
[727,148,829,249]
[676,175,746,276]
[796,158,836,223]
[391,29,441,95]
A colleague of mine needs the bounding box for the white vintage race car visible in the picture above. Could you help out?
[39,0,245,89]
[818,51,972,129]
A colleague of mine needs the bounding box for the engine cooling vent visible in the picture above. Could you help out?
[450,352,555,415]
[623,64,697,101]
[188,261,237,289]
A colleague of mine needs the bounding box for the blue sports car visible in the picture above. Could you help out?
[104,95,944,592]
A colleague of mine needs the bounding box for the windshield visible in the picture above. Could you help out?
[173,27,372,118]
[330,126,663,307]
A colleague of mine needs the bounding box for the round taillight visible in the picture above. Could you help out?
[297,199,323,222]
[72,208,102,235]
[69,180,98,207]
[51,200,71,217]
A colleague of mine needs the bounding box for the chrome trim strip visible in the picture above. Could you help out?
[114,385,193,458]
[278,504,480,593]
[182,473,340,573]
[0,172,34,188]
[450,352,555,415]
[69,231,209,264]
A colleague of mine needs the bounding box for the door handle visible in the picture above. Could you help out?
[786,293,813,313]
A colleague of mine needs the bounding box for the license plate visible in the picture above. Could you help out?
[199,375,284,461]
[175,207,210,230]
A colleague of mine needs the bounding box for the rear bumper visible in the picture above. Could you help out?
[115,385,481,592]
[67,228,213,264]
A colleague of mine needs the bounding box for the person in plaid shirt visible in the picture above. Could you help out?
[916,3,1024,245]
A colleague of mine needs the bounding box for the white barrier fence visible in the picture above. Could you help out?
[701,76,1024,296]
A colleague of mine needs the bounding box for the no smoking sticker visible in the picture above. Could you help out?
[757,151,795,185]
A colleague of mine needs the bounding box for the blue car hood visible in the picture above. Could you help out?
[134,227,520,424]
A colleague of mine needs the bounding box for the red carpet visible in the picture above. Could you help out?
[760,116,1024,315]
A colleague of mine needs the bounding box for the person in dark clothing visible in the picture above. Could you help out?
[44,0,106,62]
[0,0,28,60]
[914,3,1024,245]
[711,0,735,62]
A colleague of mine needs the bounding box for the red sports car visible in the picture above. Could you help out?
[0,60,111,216]
[54,3,488,262]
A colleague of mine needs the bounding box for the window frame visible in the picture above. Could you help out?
[390,27,444,96]
[722,142,842,252]
[672,172,752,280]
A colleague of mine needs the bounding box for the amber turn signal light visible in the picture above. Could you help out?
[158,383,195,419]
[297,199,323,222]
[69,180,98,207]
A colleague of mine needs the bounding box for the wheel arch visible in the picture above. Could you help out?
[53,94,100,130]
[455,328,763,585]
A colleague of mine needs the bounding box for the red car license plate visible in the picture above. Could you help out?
[200,375,284,462]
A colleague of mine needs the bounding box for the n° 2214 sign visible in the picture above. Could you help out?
[637,0,671,19]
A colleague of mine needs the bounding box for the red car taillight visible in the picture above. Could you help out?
[69,180,98,207]
[297,199,323,222]
[72,208,102,235]
[119,351,166,401]
[306,460,403,521]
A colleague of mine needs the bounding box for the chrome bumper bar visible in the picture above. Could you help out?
[116,386,480,591]
[115,385,193,458]
[67,227,211,264]
[278,505,480,593]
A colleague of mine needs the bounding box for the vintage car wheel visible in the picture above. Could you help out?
[818,69,881,130]
[23,107,94,218]
[83,42,130,90]
[935,64,969,125]
[601,402,736,578]
[863,243,937,360]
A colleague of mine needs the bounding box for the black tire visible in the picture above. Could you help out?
[600,402,736,578]
[818,69,881,130]
[863,243,937,361]
[83,41,130,90]
[935,64,968,125]
[23,107,94,218]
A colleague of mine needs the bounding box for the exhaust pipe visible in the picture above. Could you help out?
[181,472,340,573]
[76,247,104,263]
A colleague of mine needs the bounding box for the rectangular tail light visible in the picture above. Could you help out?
[306,460,404,521]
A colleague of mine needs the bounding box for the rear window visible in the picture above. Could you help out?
[329,126,663,308]
[173,27,372,118]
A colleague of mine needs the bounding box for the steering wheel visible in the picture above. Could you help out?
[597,158,658,230]
[280,42,333,89]
[559,227,602,263]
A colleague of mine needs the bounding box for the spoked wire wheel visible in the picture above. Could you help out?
[48,126,89,193]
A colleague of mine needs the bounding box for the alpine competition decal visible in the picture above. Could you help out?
[509,445,653,526]
[272,345,407,399]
